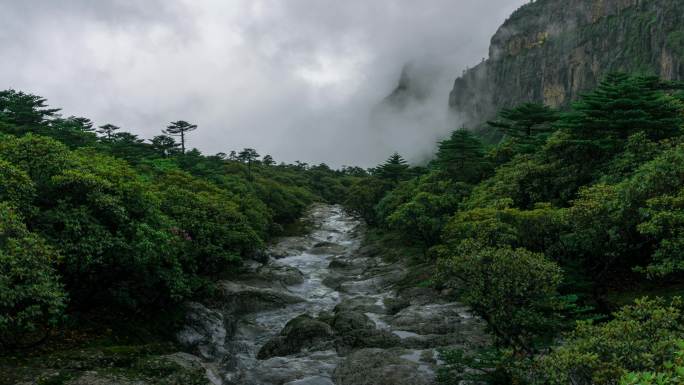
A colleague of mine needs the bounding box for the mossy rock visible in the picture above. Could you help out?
[335,329,401,353]
[330,311,375,334]
[257,315,334,359]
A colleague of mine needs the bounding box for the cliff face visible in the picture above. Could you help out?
[449,0,684,128]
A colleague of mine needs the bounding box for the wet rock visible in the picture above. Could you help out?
[398,333,472,349]
[257,315,335,359]
[390,303,474,335]
[334,297,385,314]
[330,311,375,334]
[255,264,305,286]
[383,297,411,315]
[339,277,383,295]
[285,376,335,385]
[268,237,311,259]
[242,350,340,385]
[328,258,350,269]
[257,336,291,359]
[219,281,304,314]
[398,287,444,306]
[333,349,432,385]
[310,242,347,256]
[177,302,228,360]
[335,329,402,353]
[321,271,346,290]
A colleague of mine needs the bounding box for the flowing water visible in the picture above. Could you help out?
[178,204,487,385]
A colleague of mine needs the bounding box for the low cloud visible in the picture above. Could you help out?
[0,0,525,167]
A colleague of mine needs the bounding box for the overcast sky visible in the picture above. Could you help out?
[0,0,525,167]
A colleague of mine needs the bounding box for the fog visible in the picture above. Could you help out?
[0,0,525,167]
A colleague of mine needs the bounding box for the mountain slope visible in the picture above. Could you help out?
[449,0,684,129]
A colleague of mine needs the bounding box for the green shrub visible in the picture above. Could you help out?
[529,298,684,385]
[620,340,684,385]
[437,242,565,353]
[0,203,66,348]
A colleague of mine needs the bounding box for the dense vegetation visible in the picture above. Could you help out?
[343,73,684,384]
[0,90,362,350]
[3,72,684,384]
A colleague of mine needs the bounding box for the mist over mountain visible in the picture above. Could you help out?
[0,0,525,167]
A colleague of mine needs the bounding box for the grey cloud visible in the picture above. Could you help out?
[0,0,526,167]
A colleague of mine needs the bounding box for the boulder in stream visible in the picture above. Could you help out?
[219,281,305,314]
[257,315,335,359]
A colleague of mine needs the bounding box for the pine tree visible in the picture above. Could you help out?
[432,128,488,183]
[108,132,147,162]
[488,103,559,151]
[163,120,197,154]
[46,116,97,148]
[238,148,260,178]
[0,90,60,128]
[150,135,180,157]
[97,124,120,140]
[376,152,410,183]
[561,73,684,144]
[262,154,275,166]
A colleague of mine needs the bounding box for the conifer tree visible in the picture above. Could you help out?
[0,90,60,128]
[561,73,684,144]
[163,120,197,154]
[433,128,488,183]
[376,152,410,183]
[97,124,120,140]
[150,134,180,157]
[488,102,559,151]
[262,154,275,166]
[238,148,260,178]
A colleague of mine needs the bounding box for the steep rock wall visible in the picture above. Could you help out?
[449,0,684,128]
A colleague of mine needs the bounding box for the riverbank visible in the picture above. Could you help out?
[177,204,488,385]
[1,204,488,385]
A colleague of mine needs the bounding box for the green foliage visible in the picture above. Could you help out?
[375,152,410,183]
[488,102,559,153]
[96,123,120,140]
[0,159,35,215]
[377,171,469,250]
[442,203,565,254]
[46,117,98,148]
[0,90,60,129]
[0,203,66,348]
[438,347,513,385]
[437,242,565,353]
[0,89,353,346]
[529,298,684,385]
[150,134,180,157]
[0,134,72,188]
[238,148,260,179]
[561,73,683,144]
[155,171,262,276]
[556,143,684,282]
[432,129,490,183]
[344,177,392,225]
[163,120,197,154]
[620,341,684,385]
[601,131,661,183]
[465,153,563,209]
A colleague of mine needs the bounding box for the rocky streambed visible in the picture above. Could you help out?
[178,204,488,385]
